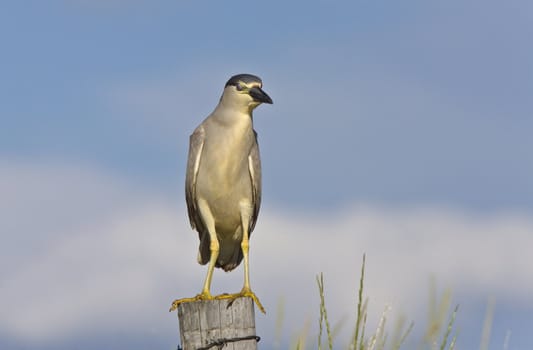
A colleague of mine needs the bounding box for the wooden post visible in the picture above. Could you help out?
[176,297,259,350]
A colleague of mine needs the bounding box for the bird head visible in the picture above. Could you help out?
[220,74,273,113]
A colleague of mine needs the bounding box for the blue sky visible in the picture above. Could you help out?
[1,1,532,349]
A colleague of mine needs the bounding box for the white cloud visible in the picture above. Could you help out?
[1,160,532,345]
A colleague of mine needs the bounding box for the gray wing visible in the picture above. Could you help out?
[248,131,262,233]
[185,126,206,236]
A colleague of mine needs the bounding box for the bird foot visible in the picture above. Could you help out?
[169,291,213,312]
[215,288,266,314]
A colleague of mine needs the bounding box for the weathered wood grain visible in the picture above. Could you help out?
[177,297,258,350]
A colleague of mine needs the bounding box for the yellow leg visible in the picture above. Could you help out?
[242,230,251,291]
[170,199,219,312]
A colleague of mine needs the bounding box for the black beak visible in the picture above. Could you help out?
[249,86,273,104]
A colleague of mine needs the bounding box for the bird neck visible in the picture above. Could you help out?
[213,101,254,126]
[218,92,258,115]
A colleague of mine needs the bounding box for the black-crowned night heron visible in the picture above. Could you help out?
[170,74,272,313]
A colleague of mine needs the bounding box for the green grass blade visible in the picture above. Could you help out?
[439,305,459,350]
[317,273,333,350]
[353,254,366,349]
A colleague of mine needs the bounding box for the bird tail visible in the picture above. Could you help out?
[197,234,243,272]
[217,244,243,272]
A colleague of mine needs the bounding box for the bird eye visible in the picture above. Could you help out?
[235,83,244,91]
